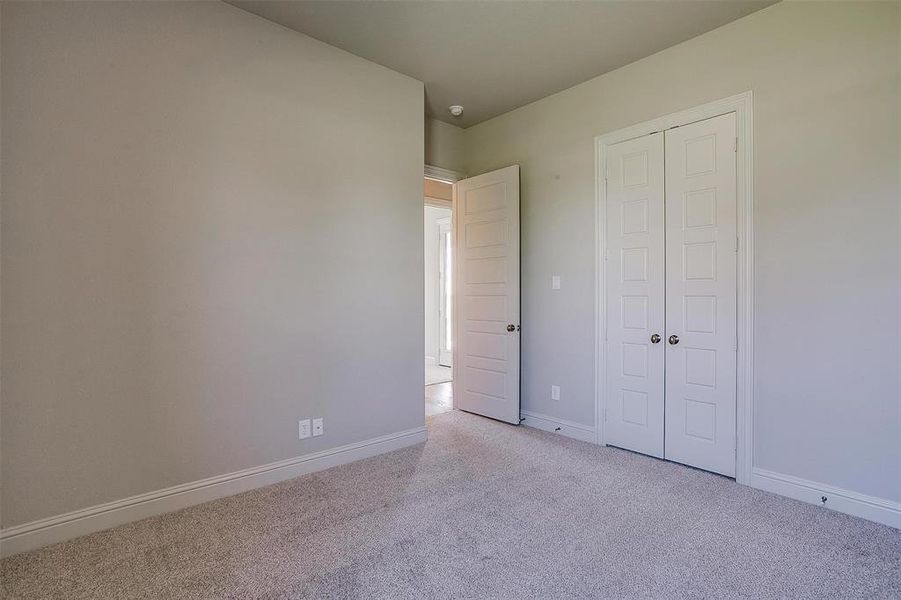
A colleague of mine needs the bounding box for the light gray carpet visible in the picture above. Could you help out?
[2,410,899,599]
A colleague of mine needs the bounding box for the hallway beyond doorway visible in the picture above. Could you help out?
[425,382,452,417]
[426,364,452,386]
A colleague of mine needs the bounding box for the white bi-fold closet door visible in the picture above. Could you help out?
[605,112,737,477]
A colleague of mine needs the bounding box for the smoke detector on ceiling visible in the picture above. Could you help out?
[448,105,464,117]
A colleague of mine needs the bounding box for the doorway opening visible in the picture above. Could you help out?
[422,163,521,424]
[425,176,454,417]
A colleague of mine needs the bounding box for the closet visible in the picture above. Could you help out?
[604,112,737,477]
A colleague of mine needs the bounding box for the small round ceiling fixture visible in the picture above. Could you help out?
[448,105,464,117]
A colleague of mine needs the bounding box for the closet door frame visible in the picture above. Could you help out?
[594,92,754,485]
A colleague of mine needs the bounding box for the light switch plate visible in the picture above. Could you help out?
[552,275,561,290]
[312,418,324,437]
[551,385,560,401]
[298,419,311,440]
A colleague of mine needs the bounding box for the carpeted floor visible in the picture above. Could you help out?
[2,411,899,599]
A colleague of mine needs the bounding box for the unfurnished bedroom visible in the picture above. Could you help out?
[1,1,899,598]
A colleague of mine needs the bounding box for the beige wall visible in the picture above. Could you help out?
[464,1,900,502]
[425,117,465,174]
[1,1,424,527]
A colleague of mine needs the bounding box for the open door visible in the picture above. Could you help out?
[453,165,520,424]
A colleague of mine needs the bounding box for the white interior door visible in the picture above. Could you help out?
[664,112,737,477]
[604,133,666,457]
[454,165,520,424]
[438,217,453,367]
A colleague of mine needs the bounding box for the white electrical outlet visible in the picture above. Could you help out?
[551,275,561,290]
[312,418,324,437]
[551,385,560,401]
[298,419,311,440]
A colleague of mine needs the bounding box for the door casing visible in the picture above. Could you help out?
[595,92,754,485]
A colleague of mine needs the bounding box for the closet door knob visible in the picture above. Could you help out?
[507,324,516,332]
[650,334,661,344]
[668,334,680,345]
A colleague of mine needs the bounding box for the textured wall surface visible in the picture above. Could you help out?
[1,1,424,527]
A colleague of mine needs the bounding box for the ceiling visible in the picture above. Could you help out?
[230,0,776,128]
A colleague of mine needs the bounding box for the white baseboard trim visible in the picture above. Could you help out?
[0,426,428,558]
[750,468,900,529]
[520,410,596,444]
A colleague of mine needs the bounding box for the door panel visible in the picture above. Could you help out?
[664,112,737,477]
[454,165,520,424]
[604,133,666,457]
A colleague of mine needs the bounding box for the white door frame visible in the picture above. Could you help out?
[424,163,459,209]
[595,92,754,484]
[425,164,464,184]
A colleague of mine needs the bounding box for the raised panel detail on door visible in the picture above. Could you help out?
[684,296,717,333]
[465,258,506,284]
[622,248,649,281]
[454,165,520,425]
[466,220,507,248]
[684,189,717,228]
[622,199,648,234]
[465,296,506,322]
[622,343,648,377]
[684,242,717,280]
[604,132,665,458]
[621,296,648,330]
[664,112,737,477]
[621,390,648,426]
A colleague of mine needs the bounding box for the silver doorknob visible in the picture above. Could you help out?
[507,324,516,332]
[650,334,661,344]
[668,334,680,345]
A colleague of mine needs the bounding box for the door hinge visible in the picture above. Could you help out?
[735,236,739,253]
[734,136,738,153]
[603,408,607,422]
